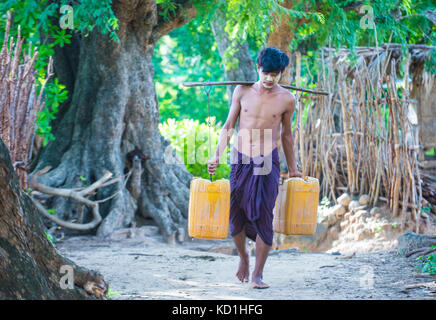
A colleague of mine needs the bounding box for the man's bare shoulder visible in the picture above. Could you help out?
[277,88,296,111]
[233,84,251,99]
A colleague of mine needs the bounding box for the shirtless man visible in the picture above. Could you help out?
[207,47,302,289]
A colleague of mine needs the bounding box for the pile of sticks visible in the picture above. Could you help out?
[0,12,52,190]
[294,44,434,232]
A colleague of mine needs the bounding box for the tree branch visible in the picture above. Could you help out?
[395,10,436,24]
[151,0,197,44]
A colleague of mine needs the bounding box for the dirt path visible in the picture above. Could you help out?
[55,228,435,300]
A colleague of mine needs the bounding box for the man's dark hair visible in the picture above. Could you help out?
[256,47,289,73]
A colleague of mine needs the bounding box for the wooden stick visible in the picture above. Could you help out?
[419,161,436,169]
[372,196,419,210]
[182,81,330,95]
[338,72,355,193]
[389,72,401,217]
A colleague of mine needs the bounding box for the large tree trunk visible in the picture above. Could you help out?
[210,9,257,104]
[31,1,196,241]
[0,138,107,299]
[266,0,310,85]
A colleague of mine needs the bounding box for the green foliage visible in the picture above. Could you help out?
[291,0,435,81]
[2,0,434,155]
[421,205,432,214]
[45,231,53,243]
[153,0,311,125]
[52,28,71,47]
[317,196,331,222]
[319,196,331,210]
[153,0,434,129]
[159,117,231,180]
[425,148,435,156]
[219,0,322,71]
[106,286,121,299]
[313,0,432,50]
[416,254,436,275]
[0,0,120,144]
[156,0,181,21]
[47,209,57,215]
[374,224,383,233]
[35,76,68,146]
[153,21,230,124]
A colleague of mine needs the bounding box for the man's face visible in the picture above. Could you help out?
[258,66,281,89]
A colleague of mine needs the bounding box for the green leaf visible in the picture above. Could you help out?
[425,148,435,156]
[45,231,54,243]
[422,206,431,214]
[106,286,121,299]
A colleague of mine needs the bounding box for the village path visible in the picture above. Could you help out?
[55,227,436,300]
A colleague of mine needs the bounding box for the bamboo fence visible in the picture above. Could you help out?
[293,45,434,233]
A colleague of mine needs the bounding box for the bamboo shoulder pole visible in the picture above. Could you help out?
[182,81,329,96]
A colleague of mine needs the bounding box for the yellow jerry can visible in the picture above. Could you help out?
[188,177,230,239]
[273,176,320,235]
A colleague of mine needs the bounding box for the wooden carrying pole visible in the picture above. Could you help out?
[182,81,329,96]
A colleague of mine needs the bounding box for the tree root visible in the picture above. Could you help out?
[73,265,109,300]
[405,246,436,259]
[398,232,436,259]
[30,165,132,231]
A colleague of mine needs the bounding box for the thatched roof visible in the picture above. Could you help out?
[321,43,434,76]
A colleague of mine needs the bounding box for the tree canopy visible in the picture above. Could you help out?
[0,0,434,139]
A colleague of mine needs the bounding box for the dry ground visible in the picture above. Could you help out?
[54,226,436,300]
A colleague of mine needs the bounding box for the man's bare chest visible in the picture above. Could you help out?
[240,93,285,120]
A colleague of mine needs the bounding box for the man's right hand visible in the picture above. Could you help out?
[207,156,220,175]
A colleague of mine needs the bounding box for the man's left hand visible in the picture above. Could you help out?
[288,170,303,178]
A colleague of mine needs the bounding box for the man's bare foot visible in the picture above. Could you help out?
[251,274,269,289]
[236,251,250,282]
